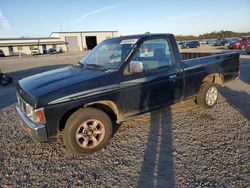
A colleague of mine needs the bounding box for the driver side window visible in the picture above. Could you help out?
[130,38,172,73]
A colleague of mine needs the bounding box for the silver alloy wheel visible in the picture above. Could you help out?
[75,119,105,149]
[205,86,218,106]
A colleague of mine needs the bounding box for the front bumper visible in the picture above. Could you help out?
[16,105,48,142]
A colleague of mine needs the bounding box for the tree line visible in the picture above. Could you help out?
[174,31,250,41]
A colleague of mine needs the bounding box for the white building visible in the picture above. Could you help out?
[0,37,66,56]
[0,31,118,56]
[50,31,118,52]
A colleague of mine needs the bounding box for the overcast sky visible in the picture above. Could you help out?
[0,0,250,38]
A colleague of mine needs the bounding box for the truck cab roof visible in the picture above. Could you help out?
[107,33,173,40]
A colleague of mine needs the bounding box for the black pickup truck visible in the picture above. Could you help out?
[16,34,240,154]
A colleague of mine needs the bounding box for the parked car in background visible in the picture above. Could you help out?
[199,40,207,45]
[48,48,58,54]
[239,36,250,49]
[226,38,240,49]
[31,48,40,55]
[57,47,63,53]
[177,41,185,45]
[181,40,200,48]
[0,49,5,57]
[228,37,250,49]
[206,39,217,45]
[245,42,250,54]
[48,48,63,54]
[228,40,240,49]
[214,38,228,46]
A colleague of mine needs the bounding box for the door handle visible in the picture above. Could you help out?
[169,75,177,80]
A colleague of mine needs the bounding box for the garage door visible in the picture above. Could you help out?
[65,36,79,52]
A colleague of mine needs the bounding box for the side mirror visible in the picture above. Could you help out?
[129,61,143,73]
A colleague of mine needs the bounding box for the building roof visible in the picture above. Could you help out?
[50,31,118,37]
[105,33,173,40]
[0,41,66,47]
[51,31,118,34]
[0,37,60,41]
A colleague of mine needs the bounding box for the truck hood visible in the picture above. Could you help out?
[17,65,107,107]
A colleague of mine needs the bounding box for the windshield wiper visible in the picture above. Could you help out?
[85,63,107,71]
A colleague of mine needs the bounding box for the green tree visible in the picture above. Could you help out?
[175,31,250,41]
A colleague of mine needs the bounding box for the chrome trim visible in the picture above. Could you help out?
[236,71,240,80]
[16,92,29,114]
[169,74,177,79]
[16,105,48,142]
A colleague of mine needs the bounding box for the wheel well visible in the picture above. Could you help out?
[58,106,80,132]
[86,103,117,122]
[58,101,121,132]
[202,73,224,85]
[85,100,122,123]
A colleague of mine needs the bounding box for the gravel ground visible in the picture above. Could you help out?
[0,46,249,187]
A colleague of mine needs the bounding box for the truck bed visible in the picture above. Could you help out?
[180,52,222,60]
[181,51,240,83]
[179,51,239,99]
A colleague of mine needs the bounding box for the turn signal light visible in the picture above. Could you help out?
[34,109,45,124]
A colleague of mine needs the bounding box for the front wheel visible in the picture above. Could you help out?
[63,107,113,154]
[196,82,219,108]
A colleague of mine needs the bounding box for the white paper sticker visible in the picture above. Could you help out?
[120,39,138,45]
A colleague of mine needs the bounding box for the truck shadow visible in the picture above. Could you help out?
[0,64,70,109]
[137,107,175,187]
[239,59,250,85]
[220,87,250,121]
[240,75,250,85]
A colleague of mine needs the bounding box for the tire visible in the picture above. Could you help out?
[196,82,219,109]
[63,107,113,154]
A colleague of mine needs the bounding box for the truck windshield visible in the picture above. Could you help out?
[80,38,137,70]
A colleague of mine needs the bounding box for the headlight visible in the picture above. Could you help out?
[25,103,45,124]
[26,104,34,118]
[17,93,45,124]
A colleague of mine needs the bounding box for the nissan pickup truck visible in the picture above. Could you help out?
[16,34,240,154]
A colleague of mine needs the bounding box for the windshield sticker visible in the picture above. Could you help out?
[120,39,138,45]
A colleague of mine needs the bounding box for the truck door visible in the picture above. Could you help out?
[119,37,183,115]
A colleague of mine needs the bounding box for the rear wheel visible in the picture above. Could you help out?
[63,107,112,154]
[197,82,219,108]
